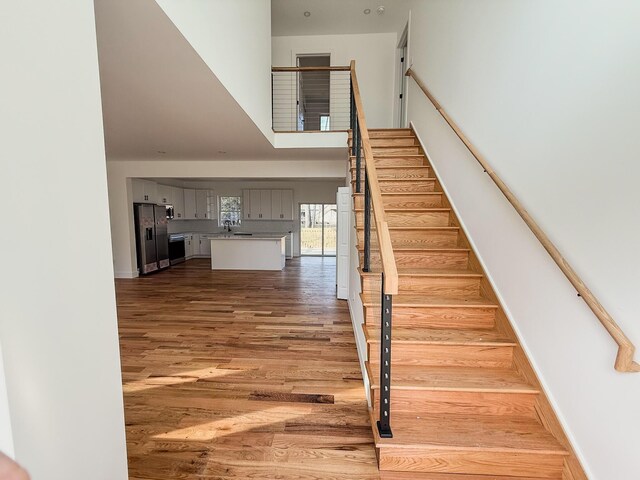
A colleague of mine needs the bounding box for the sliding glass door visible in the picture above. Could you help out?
[300,203,337,256]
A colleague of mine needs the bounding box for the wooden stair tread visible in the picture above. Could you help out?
[369,410,568,455]
[378,472,552,480]
[350,165,430,171]
[353,177,436,182]
[355,208,450,213]
[366,363,538,394]
[361,292,499,308]
[353,192,441,197]
[364,325,515,346]
[356,226,459,231]
[361,267,482,277]
[350,154,425,159]
[357,247,470,253]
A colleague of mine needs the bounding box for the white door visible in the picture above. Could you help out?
[173,187,185,219]
[336,187,351,299]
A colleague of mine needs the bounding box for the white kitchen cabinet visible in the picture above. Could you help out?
[260,190,272,219]
[157,184,172,205]
[243,190,252,220]
[184,233,194,258]
[195,190,215,220]
[132,179,157,203]
[172,187,185,219]
[198,235,212,257]
[184,189,197,219]
[271,190,294,220]
[247,190,272,220]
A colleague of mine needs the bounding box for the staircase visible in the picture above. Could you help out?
[349,128,585,479]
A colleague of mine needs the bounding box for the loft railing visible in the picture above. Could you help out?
[351,60,399,437]
[272,66,351,132]
[406,67,639,373]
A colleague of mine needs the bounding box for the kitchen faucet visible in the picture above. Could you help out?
[224,219,232,232]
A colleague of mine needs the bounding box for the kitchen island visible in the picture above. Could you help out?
[209,234,286,270]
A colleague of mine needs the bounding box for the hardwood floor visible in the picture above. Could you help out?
[115,257,382,480]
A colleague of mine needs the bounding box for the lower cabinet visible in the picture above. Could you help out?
[198,235,212,257]
[185,234,195,259]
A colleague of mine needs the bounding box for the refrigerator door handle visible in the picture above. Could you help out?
[146,227,153,241]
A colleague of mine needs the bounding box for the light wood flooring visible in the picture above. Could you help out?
[115,257,382,480]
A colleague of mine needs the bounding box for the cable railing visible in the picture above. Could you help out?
[406,67,639,373]
[351,60,399,437]
[272,66,351,132]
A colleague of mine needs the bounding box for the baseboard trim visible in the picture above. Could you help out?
[114,270,138,279]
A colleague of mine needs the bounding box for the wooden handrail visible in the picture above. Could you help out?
[351,60,399,295]
[406,67,639,373]
[272,66,351,72]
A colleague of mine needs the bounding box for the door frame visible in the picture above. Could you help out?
[395,21,410,128]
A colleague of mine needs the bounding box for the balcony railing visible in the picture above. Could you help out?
[272,66,351,132]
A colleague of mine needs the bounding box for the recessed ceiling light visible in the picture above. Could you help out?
[217,151,227,154]
[157,150,166,154]
[303,11,311,17]
[363,8,371,14]
[377,6,385,15]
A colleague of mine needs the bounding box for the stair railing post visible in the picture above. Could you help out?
[377,272,393,438]
[363,172,371,272]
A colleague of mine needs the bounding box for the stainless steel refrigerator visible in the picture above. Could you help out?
[133,203,170,275]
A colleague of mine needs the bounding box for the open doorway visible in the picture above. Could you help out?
[297,55,330,131]
[300,203,337,256]
[397,24,408,127]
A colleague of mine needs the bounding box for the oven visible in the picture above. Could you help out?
[168,234,186,265]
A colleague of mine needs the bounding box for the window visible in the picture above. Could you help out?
[219,196,242,226]
[320,115,331,131]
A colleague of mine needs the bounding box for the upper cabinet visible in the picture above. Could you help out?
[184,188,215,220]
[132,179,157,203]
[184,188,197,219]
[157,184,172,205]
[172,186,185,219]
[271,189,294,220]
[243,189,293,220]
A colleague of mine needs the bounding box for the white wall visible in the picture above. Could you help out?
[272,33,398,128]
[107,160,347,277]
[406,1,640,478]
[165,179,345,257]
[156,0,274,142]
[0,1,128,479]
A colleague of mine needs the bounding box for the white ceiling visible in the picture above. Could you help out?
[272,0,410,37]
[94,0,344,161]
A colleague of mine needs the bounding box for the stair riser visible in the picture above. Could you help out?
[362,275,481,297]
[350,167,432,181]
[349,137,419,147]
[361,250,469,270]
[364,305,496,329]
[356,229,460,248]
[368,343,514,368]
[352,156,426,167]
[372,146,422,155]
[352,179,437,193]
[362,129,413,138]
[354,195,443,210]
[376,448,565,478]
[356,211,450,228]
[370,389,538,418]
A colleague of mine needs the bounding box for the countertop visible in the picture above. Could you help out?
[208,234,286,240]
